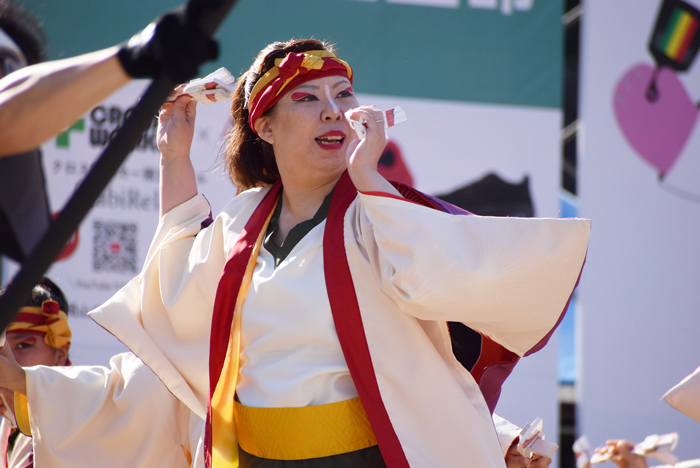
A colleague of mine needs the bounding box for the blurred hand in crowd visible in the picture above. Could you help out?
[596,440,648,468]
[530,454,552,467]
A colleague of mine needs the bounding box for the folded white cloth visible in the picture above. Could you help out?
[663,366,700,423]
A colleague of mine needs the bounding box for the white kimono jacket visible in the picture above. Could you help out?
[24,353,197,468]
[22,175,590,467]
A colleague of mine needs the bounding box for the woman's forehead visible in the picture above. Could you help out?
[6,330,45,339]
[291,76,351,92]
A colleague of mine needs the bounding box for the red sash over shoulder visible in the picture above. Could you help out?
[205,182,282,468]
[323,173,410,467]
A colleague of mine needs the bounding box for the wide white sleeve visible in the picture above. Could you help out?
[354,192,590,356]
[662,365,700,423]
[89,193,233,416]
[23,353,191,468]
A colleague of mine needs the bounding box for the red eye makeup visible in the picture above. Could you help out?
[291,92,314,101]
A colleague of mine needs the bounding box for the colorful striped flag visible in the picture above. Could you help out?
[649,0,700,71]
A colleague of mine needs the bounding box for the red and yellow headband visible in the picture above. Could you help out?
[8,300,72,349]
[247,50,353,135]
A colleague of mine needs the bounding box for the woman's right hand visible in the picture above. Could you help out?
[0,342,26,395]
[158,85,200,217]
[157,85,197,161]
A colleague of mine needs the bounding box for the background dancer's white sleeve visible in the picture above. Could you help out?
[353,192,590,356]
[23,352,194,468]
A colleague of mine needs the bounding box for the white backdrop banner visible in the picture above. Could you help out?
[579,0,700,461]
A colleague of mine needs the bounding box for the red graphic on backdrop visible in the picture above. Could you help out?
[377,140,414,186]
[51,212,79,261]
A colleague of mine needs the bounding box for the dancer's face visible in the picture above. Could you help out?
[255,76,359,186]
[6,331,69,367]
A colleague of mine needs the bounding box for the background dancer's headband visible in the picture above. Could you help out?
[246,50,353,135]
[8,300,71,348]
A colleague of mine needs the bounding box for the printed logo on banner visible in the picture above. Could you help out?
[51,212,79,261]
[613,0,700,201]
[55,119,85,148]
[94,186,159,212]
[92,220,138,273]
[466,0,532,15]
[88,105,158,152]
[349,0,533,14]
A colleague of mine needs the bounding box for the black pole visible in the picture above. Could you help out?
[0,0,239,331]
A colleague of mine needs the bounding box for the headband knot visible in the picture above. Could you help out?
[276,53,326,85]
[42,299,61,317]
[247,50,353,135]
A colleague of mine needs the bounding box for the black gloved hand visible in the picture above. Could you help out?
[117,7,219,83]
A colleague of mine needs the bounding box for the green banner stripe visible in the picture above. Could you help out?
[24,0,562,108]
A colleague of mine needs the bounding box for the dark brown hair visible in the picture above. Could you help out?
[0,276,69,314]
[0,0,47,65]
[225,39,336,191]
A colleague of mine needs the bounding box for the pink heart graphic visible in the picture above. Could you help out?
[613,63,699,176]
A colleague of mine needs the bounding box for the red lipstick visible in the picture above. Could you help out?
[315,131,346,150]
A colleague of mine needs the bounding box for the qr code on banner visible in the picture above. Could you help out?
[92,221,137,273]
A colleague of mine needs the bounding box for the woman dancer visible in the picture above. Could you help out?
[1,38,589,468]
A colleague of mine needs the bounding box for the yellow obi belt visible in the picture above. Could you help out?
[234,397,378,460]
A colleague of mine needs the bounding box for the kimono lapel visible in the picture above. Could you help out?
[324,172,411,468]
[205,181,281,468]
[323,173,517,466]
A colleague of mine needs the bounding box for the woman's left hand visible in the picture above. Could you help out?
[345,106,385,173]
[344,105,399,195]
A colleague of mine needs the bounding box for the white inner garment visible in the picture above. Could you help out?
[325,84,340,114]
[236,220,357,408]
